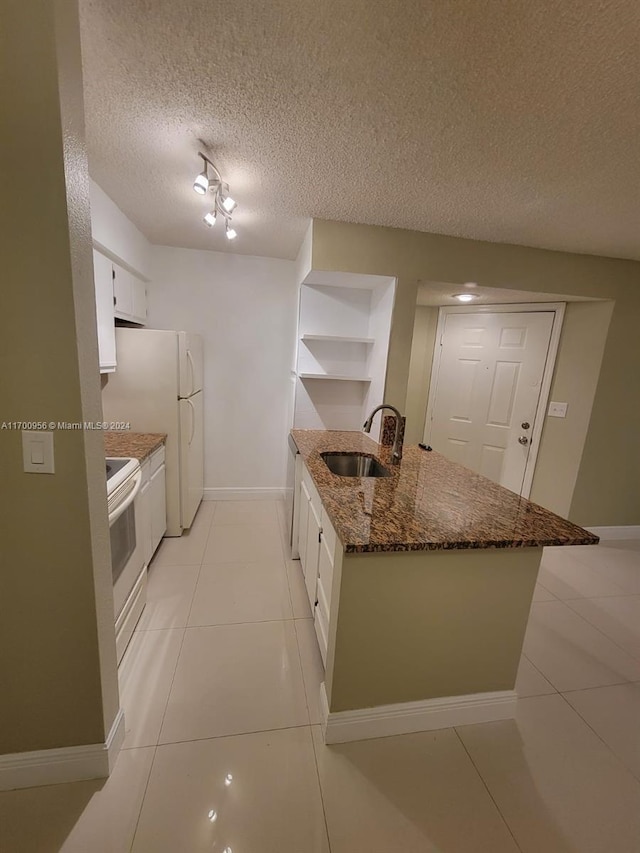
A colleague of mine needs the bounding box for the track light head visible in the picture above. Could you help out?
[222,194,237,213]
[193,170,209,195]
[203,210,217,227]
[225,222,237,240]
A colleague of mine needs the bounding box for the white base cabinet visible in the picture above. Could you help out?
[139,446,167,567]
[295,460,342,667]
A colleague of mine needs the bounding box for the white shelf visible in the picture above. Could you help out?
[301,334,374,345]
[298,373,372,382]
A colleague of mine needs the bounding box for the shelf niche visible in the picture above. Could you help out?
[293,274,396,432]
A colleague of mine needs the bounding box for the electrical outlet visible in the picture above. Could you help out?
[548,401,568,418]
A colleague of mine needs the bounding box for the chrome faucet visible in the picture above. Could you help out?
[363,404,404,464]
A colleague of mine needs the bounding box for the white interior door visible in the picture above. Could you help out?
[426,309,556,494]
[179,390,204,529]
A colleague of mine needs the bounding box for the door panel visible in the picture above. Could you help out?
[428,311,555,494]
[179,391,204,529]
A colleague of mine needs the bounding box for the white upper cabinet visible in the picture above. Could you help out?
[92,249,117,373]
[113,262,147,325]
[293,272,396,431]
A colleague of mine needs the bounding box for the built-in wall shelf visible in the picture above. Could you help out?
[301,334,375,345]
[299,373,372,382]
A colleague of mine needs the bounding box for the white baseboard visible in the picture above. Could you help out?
[587,525,640,540]
[203,487,285,502]
[0,708,125,791]
[319,683,516,745]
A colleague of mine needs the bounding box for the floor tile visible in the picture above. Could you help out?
[538,547,628,599]
[286,558,312,618]
[532,582,557,602]
[294,618,325,724]
[118,628,184,748]
[151,506,214,567]
[563,682,640,781]
[212,499,279,526]
[515,655,556,698]
[523,600,640,691]
[312,725,519,853]
[570,544,640,595]
[188,560,293,626]
[202,522,284,564]
[137,563,200,631]
[565,595,640,660]
[132,728,329,852]
[457,694,640,853]
[0,747,154,853]
[159,621,308,743]
[275,498,291,548]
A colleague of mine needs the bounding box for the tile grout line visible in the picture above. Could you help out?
[555,690,640,785]
[149,502,218,754]
[127,745,158,853]
[452,726,525,853]
[528,595,640,676]
[309,728,333,853]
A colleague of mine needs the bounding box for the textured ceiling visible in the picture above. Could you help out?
[79,0,640,261]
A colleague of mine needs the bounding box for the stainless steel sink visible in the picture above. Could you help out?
[321,452,391,478]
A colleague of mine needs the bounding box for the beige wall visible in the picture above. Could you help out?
[312,219,640,525]
[0,0,118,755]
[405,306,438,445]
[329,548,540,712]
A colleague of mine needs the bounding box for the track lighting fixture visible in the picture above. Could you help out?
[192,151,238,240]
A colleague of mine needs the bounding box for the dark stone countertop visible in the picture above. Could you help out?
[291,429,599,554]
[104,431,166,463]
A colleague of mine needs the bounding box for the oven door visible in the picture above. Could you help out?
[110,501,136,589]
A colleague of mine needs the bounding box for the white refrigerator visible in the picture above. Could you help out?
[102,328,204,536]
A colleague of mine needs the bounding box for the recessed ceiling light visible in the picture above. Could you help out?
[452,293,476,302]
[463,282,478,288]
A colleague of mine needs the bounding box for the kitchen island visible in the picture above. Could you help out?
[290,429,598,743]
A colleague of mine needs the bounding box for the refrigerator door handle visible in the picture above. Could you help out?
[186,349,196,398]
[186,397,196,445]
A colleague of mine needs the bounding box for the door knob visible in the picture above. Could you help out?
[521,421,530,430]
[518,435,529,445]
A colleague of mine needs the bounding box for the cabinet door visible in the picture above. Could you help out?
[138,479,153,568]
[305,500,321,609]
[112,263,133,318]
[131,277,147,325]
[298,481,310,573]
[150,464,167,554]
[92,250,116,372]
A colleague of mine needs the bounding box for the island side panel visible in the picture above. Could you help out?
[328,546,542,713]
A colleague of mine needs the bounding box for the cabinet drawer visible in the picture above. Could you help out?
[149,445,165,475]
[302,464,322,518]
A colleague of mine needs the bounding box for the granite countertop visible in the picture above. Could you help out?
[291,429,599,554]
[104,431,166,462]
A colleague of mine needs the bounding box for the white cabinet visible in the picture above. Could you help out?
[92,250,117,373]
[150,454,167,555]
[140,446,167,567]
[293,274,396,431]
[113,262,147,325]
[297,470,323,611]
[294,459,342,668]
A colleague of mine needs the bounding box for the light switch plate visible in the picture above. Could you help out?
[22,430,55,473]
[548,401,568,418]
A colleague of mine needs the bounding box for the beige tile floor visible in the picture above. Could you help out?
[2,507,640,852]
